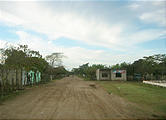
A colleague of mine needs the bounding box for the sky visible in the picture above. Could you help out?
[0,0,166,70]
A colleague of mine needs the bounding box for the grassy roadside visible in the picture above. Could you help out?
[0,90,25,104]
[97,81,166,117]
[0,79,57,104]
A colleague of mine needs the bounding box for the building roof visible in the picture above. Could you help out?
[98,68,111,71]
[98,69,126,73]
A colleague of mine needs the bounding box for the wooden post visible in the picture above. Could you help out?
[1,69,4,98]
[21,69,23,89]
[16,69,19,90]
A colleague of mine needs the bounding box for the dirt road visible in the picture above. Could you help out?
[0,76,157,119]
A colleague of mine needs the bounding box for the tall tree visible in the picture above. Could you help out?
[46,53,65,67]
[45,53,66,80]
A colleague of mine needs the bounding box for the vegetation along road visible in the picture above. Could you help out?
[0,76,164,119]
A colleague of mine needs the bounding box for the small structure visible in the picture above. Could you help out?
[143,80,166,88]
[96,69,126,81]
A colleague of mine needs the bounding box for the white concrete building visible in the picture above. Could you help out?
[96,69,127,81]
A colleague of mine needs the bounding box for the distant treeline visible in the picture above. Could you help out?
[72,54,166,80]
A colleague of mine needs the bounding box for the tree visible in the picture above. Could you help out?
[45,53,66,80]
[52,66,68,78]
[0,46,26,89]
[46,53,65,67]
[0,44,49,87]
[72,63,106,80]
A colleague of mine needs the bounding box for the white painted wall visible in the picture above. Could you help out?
[143,81,166,88]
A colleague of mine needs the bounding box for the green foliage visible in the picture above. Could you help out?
[72,54,166,81]
[0,89,25,104]
[72,63,106,80]
[45,52,67,80]
[0,45,48,72]
[0,44,68,102]
[111,54,166,78]
[53,66,68,78]
[25,57,48,72]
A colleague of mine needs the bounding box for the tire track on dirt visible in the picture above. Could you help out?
[0,76,157,119]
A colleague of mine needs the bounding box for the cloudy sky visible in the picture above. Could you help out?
[0,0,166,70]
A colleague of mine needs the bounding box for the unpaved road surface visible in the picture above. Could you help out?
[0,76,158,119]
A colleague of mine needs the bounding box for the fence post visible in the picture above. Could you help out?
[0,79,3,99]
[1,69,4,98]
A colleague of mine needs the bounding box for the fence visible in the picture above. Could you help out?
[0,68,42,97]
[127,74,166,81]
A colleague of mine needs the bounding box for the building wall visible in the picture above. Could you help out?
[96,69,100,80]
[99,71,111,80]
[111,70,126,81]
[96,69,126,81]
[96,69,111,80]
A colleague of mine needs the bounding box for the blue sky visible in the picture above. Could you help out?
[0,0,165,69]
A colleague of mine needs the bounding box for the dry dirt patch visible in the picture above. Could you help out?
[0,76,156,119]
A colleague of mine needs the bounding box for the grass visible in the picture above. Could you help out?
[0,90,25,104]
[97,81,166,116]
[0,80,55,104]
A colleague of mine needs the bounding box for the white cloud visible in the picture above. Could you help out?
[13,31,160,69]
[128,3,140,9]
[0,10,25,26]
[0,40,7,48]
[140,9,166,26]
[0,1,165,69]
[152,1,166,7]
[1,30,163,69]
[0,2,165,49]
[0,1,158,52]
[14,31,108,69]
[127,29,165,45]
[0,39,15,48]
[0,2,126,50]
[129,1,166,27]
